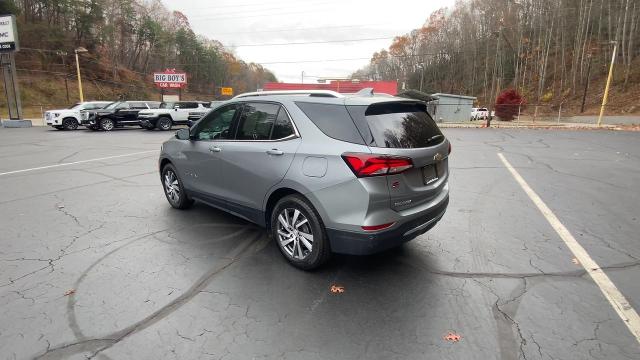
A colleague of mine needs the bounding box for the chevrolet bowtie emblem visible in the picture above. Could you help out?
[434,153,444,161]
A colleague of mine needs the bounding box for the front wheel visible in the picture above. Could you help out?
[271,195,331,270]
[157,117,172,131]
[62,118,79,130]
[100,118,115,131]
[161,164,193,209]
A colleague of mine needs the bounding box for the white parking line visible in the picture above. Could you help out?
[0,150,158,177]
[498,153,640,344]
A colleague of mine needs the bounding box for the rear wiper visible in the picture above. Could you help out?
[426,134,444,143]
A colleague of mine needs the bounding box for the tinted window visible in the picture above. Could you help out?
[271,107,295,140]
[159,102,174,109]
[236,103,279,140]
[116,102,130,110]
[193,104,239,141]
[295,102,364,144]
[147,102,161,109]
[129,102,147,109]
[354,102,443,148]
[181,102,199,109]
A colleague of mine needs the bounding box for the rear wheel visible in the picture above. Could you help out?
[100,118,115,131]
[157,117,172,131]
[62,118,78,130]
[161,164,193,209]
[271,195,331,270]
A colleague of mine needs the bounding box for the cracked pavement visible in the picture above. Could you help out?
[1,127,639,359]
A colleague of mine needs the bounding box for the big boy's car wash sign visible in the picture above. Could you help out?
[153,69,187,89]
[0,15,19,52]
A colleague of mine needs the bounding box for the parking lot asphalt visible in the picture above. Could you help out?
[1,127,639,360]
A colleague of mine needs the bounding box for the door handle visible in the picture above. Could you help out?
[209,146,222,153]
[266,149,284,156]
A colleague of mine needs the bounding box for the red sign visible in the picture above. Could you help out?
[154,69,187,89]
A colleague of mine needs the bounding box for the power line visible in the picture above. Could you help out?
[211,22,399,36]
[227,36,396,48]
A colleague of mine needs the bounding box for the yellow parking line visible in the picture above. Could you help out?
[498,152,640,344]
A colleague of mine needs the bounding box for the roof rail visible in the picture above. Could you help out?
[234,90,344,99]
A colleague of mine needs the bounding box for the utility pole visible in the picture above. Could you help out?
[580,54,592,113]
[597,42,617,127]
[58,51,70,103]
[419,64,425,92]
[74,47,88,102]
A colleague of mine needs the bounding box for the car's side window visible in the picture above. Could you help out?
[182,102,198,109]
[235,103,279,140]
[193,104,239,141]
[130,102,147,109]
[116,103,130,110]
[270,107,295,140]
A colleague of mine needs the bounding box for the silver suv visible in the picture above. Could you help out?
[159,90,450,269]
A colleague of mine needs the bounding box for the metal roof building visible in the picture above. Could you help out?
[428,93,477,123]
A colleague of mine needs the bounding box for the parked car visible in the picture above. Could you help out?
[470,107,489,120]
[45,101,111,130]
[187,101,225,124]
[138,101,210,131]
[158,90,450,269]
[81,101,160,131]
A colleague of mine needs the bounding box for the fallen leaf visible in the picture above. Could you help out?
[444,332,462,342]
[330,285,345,294]
[64,289,76,296]
[571,258,579,265]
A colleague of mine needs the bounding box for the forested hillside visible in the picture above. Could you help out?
[353,0,639,115]
[0,0,276,110]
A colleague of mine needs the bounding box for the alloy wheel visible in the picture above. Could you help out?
[159,118,171,130]
[276,208,313,260]
[101,119,114,131]
[164,170,180,203]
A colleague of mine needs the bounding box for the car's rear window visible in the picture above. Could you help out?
[349,102,443,149]
[295,102,365,144]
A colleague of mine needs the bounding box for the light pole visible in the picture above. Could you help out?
[301,71,305,84]
[74,47,88,102]
[597,41,617,127]
[418,64,425,92]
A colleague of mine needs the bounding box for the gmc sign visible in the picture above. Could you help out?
[0,15,19,53]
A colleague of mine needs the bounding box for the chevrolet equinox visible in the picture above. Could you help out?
[159,89,450,269]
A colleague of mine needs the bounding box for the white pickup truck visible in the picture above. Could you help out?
[470,107,490,121]
[45,101,112,130]
[137,101,210,131]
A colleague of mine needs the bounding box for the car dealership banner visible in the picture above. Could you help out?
[0,15,19,52]
[153,69,187,89]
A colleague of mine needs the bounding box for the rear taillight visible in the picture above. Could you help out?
[342,153,413,178]
[361,222,395,231]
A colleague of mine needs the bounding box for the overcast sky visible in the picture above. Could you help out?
[161,0,456,83]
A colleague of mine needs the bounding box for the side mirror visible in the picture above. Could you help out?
[174,106,179,111]
[175,128,191,140]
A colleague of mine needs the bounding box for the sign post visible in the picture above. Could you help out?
[0,14,27,126]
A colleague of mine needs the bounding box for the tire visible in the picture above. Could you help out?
[271,195,331,270]
[99,118,115,131]
[156,117,172,131]
[62,118,79,130]
[161,163,193,209]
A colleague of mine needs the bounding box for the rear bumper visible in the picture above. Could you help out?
[326,194,449,255]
